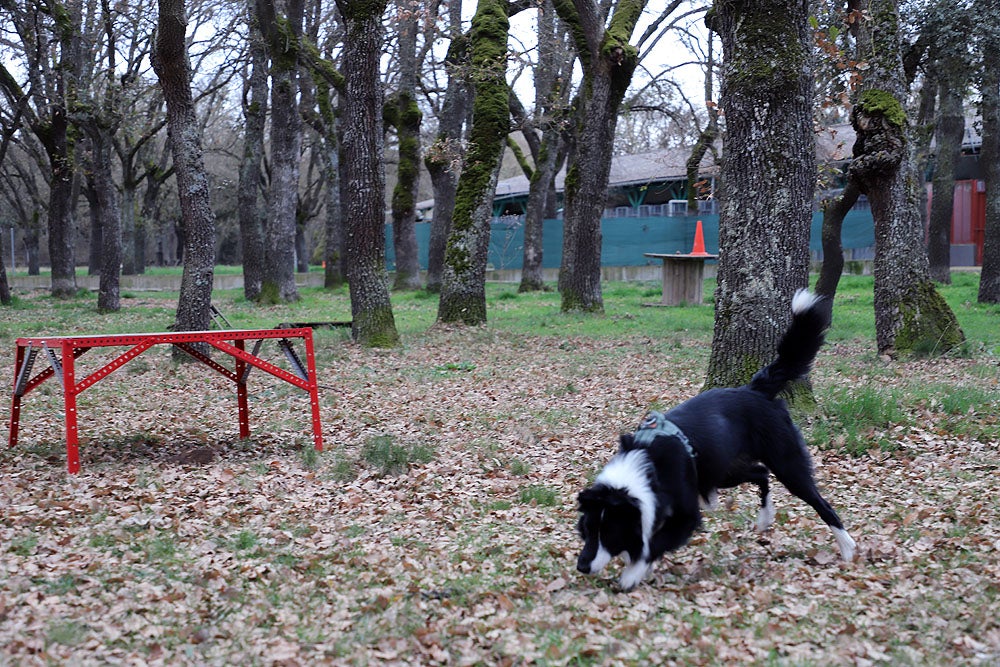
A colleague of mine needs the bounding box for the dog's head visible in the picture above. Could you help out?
[575,483,645,575]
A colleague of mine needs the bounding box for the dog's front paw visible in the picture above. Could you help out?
[618,561,650,592]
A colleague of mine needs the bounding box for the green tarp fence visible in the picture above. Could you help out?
[384,210,875,270]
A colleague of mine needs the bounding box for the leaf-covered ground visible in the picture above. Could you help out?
[1,323,998,665]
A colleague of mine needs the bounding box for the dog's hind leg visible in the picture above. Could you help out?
[767,460,856,561]
[745,464,775,532]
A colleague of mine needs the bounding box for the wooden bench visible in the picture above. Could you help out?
[8,329,323,474]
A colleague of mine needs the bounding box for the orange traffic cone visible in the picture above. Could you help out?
[690,220,709,256]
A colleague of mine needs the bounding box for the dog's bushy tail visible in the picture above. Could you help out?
[749,289,830,399]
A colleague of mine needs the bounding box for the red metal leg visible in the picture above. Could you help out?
[303,331,323,451]
[235,339,250,439]
[9,344,25,447]
[62,341,80,474]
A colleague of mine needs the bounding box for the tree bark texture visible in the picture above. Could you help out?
[258,0,304,303]
[46,108,80,298]
[686,35,719,214]
[388,2,423,291]
[850,0,963,356]
[704,0,816,390]
[816,179,860,299]
[553,0,646,313]
[437,0,510,325]
[238,8,268,301]
[519,0,572,293]
[978,56,1000,303]
[153,0,217,335]
[927,82,963,284]
[336,0,400,346]
[0,229,11,305]
[424,20,470,293]
[89,128,122,312]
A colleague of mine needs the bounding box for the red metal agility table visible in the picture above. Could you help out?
[8,329,323,474]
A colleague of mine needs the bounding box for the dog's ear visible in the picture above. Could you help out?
[619,432,637,451]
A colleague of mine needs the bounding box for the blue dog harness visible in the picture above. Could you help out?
[632,411,695,459]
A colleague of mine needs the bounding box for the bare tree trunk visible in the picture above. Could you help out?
[238,5,268,301]
[519,0,572,293]
[424,3,469,293]
[322,135,345,288]
[153,0,217,336]
[0,229,11,305]
[553,0,647,313]
[704,0,816,392]
[257,0,304,304]
[337,0,400,346]
[686,34,719,214]
[978,53,1000,303]
[927,82,963,284]
[816,180,860,299]
[851,0,963,356]
[89,128,122,313]
[437,0,509,325]
[46,110,79,298]
[120,185,138,275]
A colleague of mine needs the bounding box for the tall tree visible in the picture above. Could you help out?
[437,0,510,325]
[336,0,400,346]
[83,0,124,313]
[237,0,268,301]
[257,0,305,304]
[849,0,963,356]
[386,0,423,291]
[552,0,671,312]
[703,0,816,391]
[152,0,217,334]
[977,7,1000,303]
[924,0,973,285]
[515,0,573,293]
[423,1,470,293]
[0,0,85,297]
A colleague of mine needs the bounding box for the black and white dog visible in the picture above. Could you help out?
[576,290,856,591]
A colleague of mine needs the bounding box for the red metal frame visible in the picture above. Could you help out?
[8,329,323,474]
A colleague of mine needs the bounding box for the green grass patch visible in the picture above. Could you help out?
[518,484,560,507]
[360,434,435,476]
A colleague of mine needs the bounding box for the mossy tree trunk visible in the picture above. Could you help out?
[386,0,423,292]
[437,0,509,325]
[257,0,304,304]
[153,0,217,338]
[978,35,1000,303]
[703,0,816,391]
[552,0,647,313]
[336,0,400,347]
[296,3,345,289]
[237,4,268,302]
[424,18,470,293]
[849,0,963,356]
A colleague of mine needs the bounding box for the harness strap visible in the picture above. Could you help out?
[633,410,695,459]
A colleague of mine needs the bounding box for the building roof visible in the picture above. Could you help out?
[419,120,991,212]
